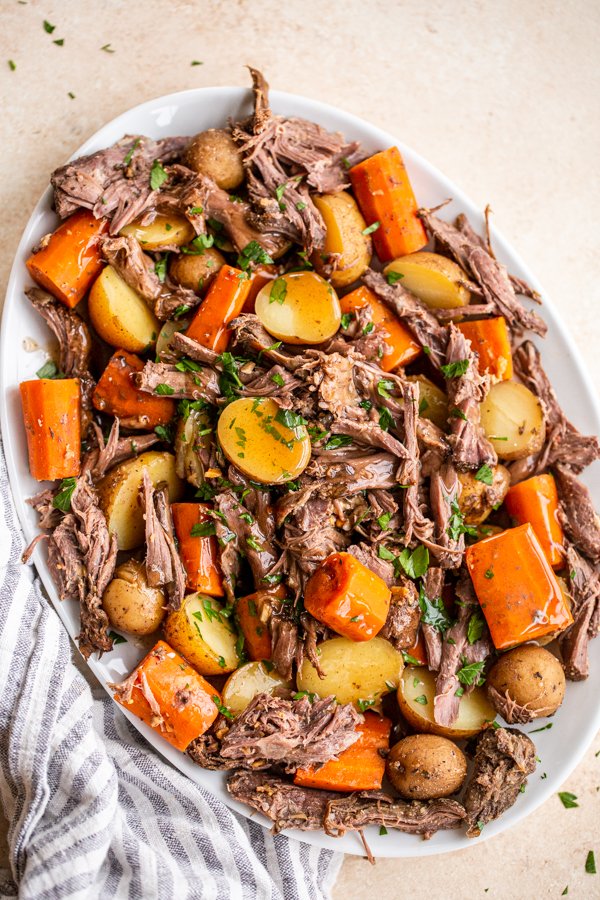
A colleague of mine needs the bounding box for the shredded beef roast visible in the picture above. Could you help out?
[219,693,362,771]
[463,727,537,837]
[323,792,466,838]
[142,471,186,610]
[554,464,600,563]
[380,578,420,650]
[227,771,337,833]
[558,542,600,680]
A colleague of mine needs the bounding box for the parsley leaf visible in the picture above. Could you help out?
[236,240,273,272]
[467,610,485,645]
[386,271,404,285]
[52,477,77,512]
[447,500,477,541]
[441,358,470,379]
[340,312,354,330]
[450,407,468,421]
[271,372,285,387]
[274,408,307,430]
[418,583,452,634]
[155,383,175,395]
[269,278,287,305]
[558,791,579,809]
[397,545,429,579]
[585,851,596,875]
[154,254,168,283]
[123,137,141,166]
[212,695,234,720]
[357,698,376,712]
[43,20,56,33]
[377,512,392,531]
[191,522,216,537]
[378,407,394,432]
[150,159,168,191]
[362,221,380,235]
[108,630,127,645]
[414,695,428,705]
[475,463,494,486]
[324,434,353,450]
[36,359,63,379]
[457,659,486,686]
[377,379,395,399]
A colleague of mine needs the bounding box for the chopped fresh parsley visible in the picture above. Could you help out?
[450,407,468,421]
[191,60,203,66]
[401,651,422,666]
[154,254,168,283]
[362,221,380,235]
[379,826,388,836]
[212,696,234,719]
[456,659,486,686]
[340,312,354,330]
[246,536,263,552]
[155,383,175,396]
[324,434,353,450]
[36,359,63,379]
[378,407,394,432]
[150,159,168,191]
[43,20,56,33]
[53,38,64,46]
[269,278,287,305]
[414,695,428,705]
[362,321,375,335]
[467,610,485,644]
[274,408,307,430]
[52,477,77,512]
[172,304,191,319]
[123,138,141,167]
[397,545,429,579]
[217,351,244,402]
[100,43,115,53]
[418,583,452,634]
[558,791,579,809]
[377,512,392,531]
[377,379,395,399]
[530,722,553,734]
[191,522,216,537]
[108,630,127,645]
[418,398,429,415]
[292,690,316,702]
[236,240,273,272]
[386,270,404,285]
[475,463,494,486]
[484,568,494,579]
[296,201,307,211]
[447,500,477,541]
[271,372,285,387]
[357,698,376,712]
[154,423,174,443]
[441,358,470,379]
[585,851,596,875]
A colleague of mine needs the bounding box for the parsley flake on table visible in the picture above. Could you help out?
[558,791,579,809]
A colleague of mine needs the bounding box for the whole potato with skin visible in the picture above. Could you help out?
[169,246,225,293]
[311,192,372,288]
[486,645,565,723]
[102,559,166,635]
[386,734,467,800]
[183,129,244,190]
[458,464,511,525]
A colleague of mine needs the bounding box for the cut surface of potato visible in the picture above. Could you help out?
[183,129,244,190]
[102,558,165,635]
[312,192,372,288]
[255,271,341,344]
[88,265,159,352]
[120,214,195,250]
[221,662,292,716]
[398,666,496,738]
[168,246,225,293]
[384,251,471,309]
[217,397,310,485]
[97,451,184,550]
[408,375,448,429]
[163,593,239,675]
[155,317,190,359]
[480,380,546,460]
[296,636,403,708]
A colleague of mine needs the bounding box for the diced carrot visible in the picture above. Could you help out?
[504,474,564,568]
[113,640,220,751]
[456,317,513,381]
[171,503,224,595]
[340,285,421,370]
[465,523,572,650]
[406,631,427,666]
[349,147,427,262]
[20,378,81,481]
[236,587,286,661]
[241,265,279,314]
[186,264,252,352]
[304,552,391,642]
[26,211,108,308]
[294,712,391,791]
[92,350,175,429]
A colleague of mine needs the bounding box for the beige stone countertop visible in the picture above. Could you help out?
[1,0,599,897]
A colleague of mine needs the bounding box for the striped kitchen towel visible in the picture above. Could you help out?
[0,434,342,900]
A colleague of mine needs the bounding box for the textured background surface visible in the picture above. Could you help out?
[1,1,599,896]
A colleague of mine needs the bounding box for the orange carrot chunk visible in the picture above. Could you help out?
[504,474,564,568]
[304,552,391,642]
[236,587,287,661]
[92,350,175,429]
[20,378,81,481]
[26,211,108,308]
[465,523,572,651]
[349,147,427,262]
[456,317,513,381]
[113,640,220,751]
[171,503,224,595]
[241,265,279,314]
[186,264,252,352]
[340,285,421,371]
[294,712,391,791]
[405,630,427,666]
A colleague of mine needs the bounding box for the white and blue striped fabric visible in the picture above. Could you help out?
[0,434,342,899]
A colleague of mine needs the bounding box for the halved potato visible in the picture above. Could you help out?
[398,666,496,738]
[88,265,159,352]
[296,636,403,708]
[458,465,511,525]
[255,271,341,345]
[221,661,293,716]
[97,451,184,550]
[384,251,471,309]
[217,397,311,485]
[407,375,449,429]
[102,559,165,636]
[164,593,239,675]
[312,192,372,288]
[155,317,190,359]
[169,246,225,293]
[120,214,195,250]
[480,380,546,461]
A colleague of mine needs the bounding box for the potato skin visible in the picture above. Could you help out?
[168,246,225,293]
[486,645,565,722]
[183,129,244,190]
[88,265,159,353]
[312,192,372,288]
[386,735,467,800]
[102,559,165,635]
[458,465,511,525]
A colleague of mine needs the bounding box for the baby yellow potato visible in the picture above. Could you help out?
[480,380,546,460]
[296,636,403,708]
[88,265,160,352]
[221,662,293,716]
[217,397,311,485]
[312,192,372,288]
[398,666,496,739]
[169,246,225,293]
[384,251,471,309]
[183,129,245,190]
[102,558,166,636]
[458,464,511,525]
[255,271,341,345]
[407,375,449,430]
[97,451,184,550]
[386,734,467,800]
[486,645,565,723]
[120,214,195,250]
[164,593,239,675]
